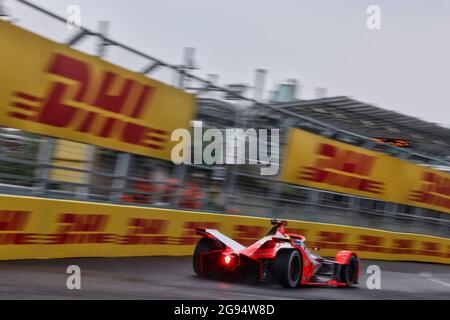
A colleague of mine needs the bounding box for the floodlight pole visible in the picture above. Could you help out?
[32,137,55,196]
[254,69,267,102]
[170,47,198,207]
[0,0,6,16]
[97,20,110,58]
[75,20,111,200]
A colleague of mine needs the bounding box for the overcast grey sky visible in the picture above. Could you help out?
[10,0,450,126]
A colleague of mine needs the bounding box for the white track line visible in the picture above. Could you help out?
[428,278,450,288]
[419,272,450,289]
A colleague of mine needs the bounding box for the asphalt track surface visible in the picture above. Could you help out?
[0,257,449,299]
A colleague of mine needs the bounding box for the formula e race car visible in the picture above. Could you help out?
[193,219,359,288]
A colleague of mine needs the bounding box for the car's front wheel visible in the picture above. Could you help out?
[339,255,358,286]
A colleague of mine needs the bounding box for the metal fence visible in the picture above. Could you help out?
[0,0,449,238]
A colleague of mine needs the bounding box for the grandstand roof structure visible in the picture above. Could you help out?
[271,96,450,160]
[196,98,239,128]
[197,96,450,166]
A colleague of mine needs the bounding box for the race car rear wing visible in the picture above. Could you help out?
[196,228,246,252]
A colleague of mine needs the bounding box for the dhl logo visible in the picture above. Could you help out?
[42,217,223,246]
[8,53,168,150]
[0,210,36,244]
[232,225,265,246]
[389,239,416,254]
[120,218,169,245]
[409,172,450,210]
[46,213,112,244]
[119,220,222,246]
[418,241,445,257]
[312,231,350,250]
[180,221,220,245]
[284,228,309,238]
[299,143,385,195]
[310,232,449,258]
[355,235,386,252]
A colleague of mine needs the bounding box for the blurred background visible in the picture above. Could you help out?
[0,0,449,239]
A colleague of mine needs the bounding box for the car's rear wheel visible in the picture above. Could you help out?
[339,255,357,286]
[273,249,302,288]
[193,237,225,276]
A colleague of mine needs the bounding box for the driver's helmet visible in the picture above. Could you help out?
[275,230,289,239]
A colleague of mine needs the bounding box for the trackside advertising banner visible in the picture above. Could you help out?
[0,21,196,161]
[0,195,448,264]
[281,128,450,214]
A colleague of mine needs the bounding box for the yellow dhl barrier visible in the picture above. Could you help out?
[0,20,196,161]
[281,128,450,214]
[0,194,449,263]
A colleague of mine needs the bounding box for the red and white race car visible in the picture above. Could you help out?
[193,219,359,288]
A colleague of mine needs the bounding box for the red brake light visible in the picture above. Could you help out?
[224,255,231,264]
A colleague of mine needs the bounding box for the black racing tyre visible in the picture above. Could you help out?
[193,237,224,276]
[340,255,357,286]
[273,249,302,288]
